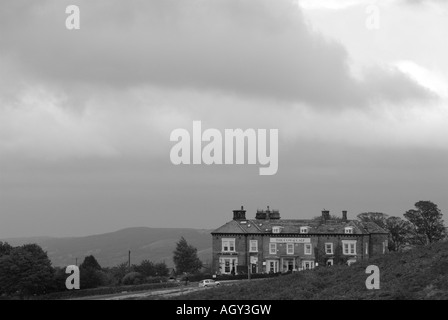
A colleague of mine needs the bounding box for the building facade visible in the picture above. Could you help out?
[211,206,389,275]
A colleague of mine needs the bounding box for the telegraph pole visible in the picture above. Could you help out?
[128,250,131,269]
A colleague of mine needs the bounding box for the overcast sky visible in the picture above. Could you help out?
[1,0,447,238]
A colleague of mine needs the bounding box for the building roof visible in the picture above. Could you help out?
[211,218,388,235]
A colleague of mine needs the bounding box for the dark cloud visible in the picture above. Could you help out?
[0,0,435,109]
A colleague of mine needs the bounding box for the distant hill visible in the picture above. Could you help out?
[1,227,213,268]
[177,240,448,300]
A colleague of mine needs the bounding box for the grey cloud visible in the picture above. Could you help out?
[0,0,436,109]
[404,0,446,4]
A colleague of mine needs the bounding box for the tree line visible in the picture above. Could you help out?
[357,200,447,251]
[0,236,202,299]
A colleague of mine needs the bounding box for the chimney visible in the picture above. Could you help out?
[270,209,280,220]
[255,209,267,220]
[233,206,246,221]
[342,210,348,221]
[322,210,330,221]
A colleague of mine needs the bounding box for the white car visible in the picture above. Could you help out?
[198,279,221,287]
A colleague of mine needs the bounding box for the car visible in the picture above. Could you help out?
[198,279,221,287]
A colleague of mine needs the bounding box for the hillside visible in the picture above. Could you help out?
[176,240,448,300]
[1,227,212,268]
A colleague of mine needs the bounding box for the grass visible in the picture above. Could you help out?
[170,240,448,300]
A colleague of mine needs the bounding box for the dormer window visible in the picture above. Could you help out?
[272,226,281,234]
[300,226,309,234]
[345,227,354,234]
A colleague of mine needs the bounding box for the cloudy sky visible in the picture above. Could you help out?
[1,0,447,238]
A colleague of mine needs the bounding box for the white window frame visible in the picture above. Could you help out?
[272,226,281,234]
[325,243,333,255]
[304,243,312,255]
[219,257,238,274]
[302,260,315,270]
[326,259,333,266]
[249,240,258,253]
[269,242,277,255]
[300,227,308,234]
[266,260,279,273]
[342,240,357,255]
[222,238,236,252]
[286,243,294,255]
[344,227,354,234]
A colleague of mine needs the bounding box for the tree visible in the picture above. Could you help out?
[134,260,155,277]
[404,201,447,245]
[79,255,105,289]
[0,241,13,257]
[357,212,417,251]
[109,262,130,285]
[384,216,414,251]
[154,262,169,277]
[80,255,102,270]
[357,212,388,230]
[333,243,347,265]
[0,244,54,298]
[122,272,144,285]
[173,237,202,274]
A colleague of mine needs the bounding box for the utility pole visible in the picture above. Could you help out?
[128,250,131,269]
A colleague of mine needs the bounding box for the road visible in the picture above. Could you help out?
[77,279,260,300]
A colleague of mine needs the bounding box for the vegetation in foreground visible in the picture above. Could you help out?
[170,240,448,300]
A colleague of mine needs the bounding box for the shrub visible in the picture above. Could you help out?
[145,276,168,284]
[122,272,144,285]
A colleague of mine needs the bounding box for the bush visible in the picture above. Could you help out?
[122,272,144,285]
[80,268,107,289]
[145,276,168,284]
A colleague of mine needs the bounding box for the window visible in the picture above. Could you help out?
[300,226,309,234]
[287,243,294,255]
[383,240,388,254]
[272,226,281,234]
[222,238,235,252]
[219,257,238,274]
[249,240,258,252]
[304,244,312,255]
[267,260,279,273]
[269,243,277,255]
[326,259,333,266]
[302,260,315,270]
[342,240,357,255]
[325,243,333,255]
[344,227,354,234]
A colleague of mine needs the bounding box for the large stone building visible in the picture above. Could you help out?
[211,206,389,275]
